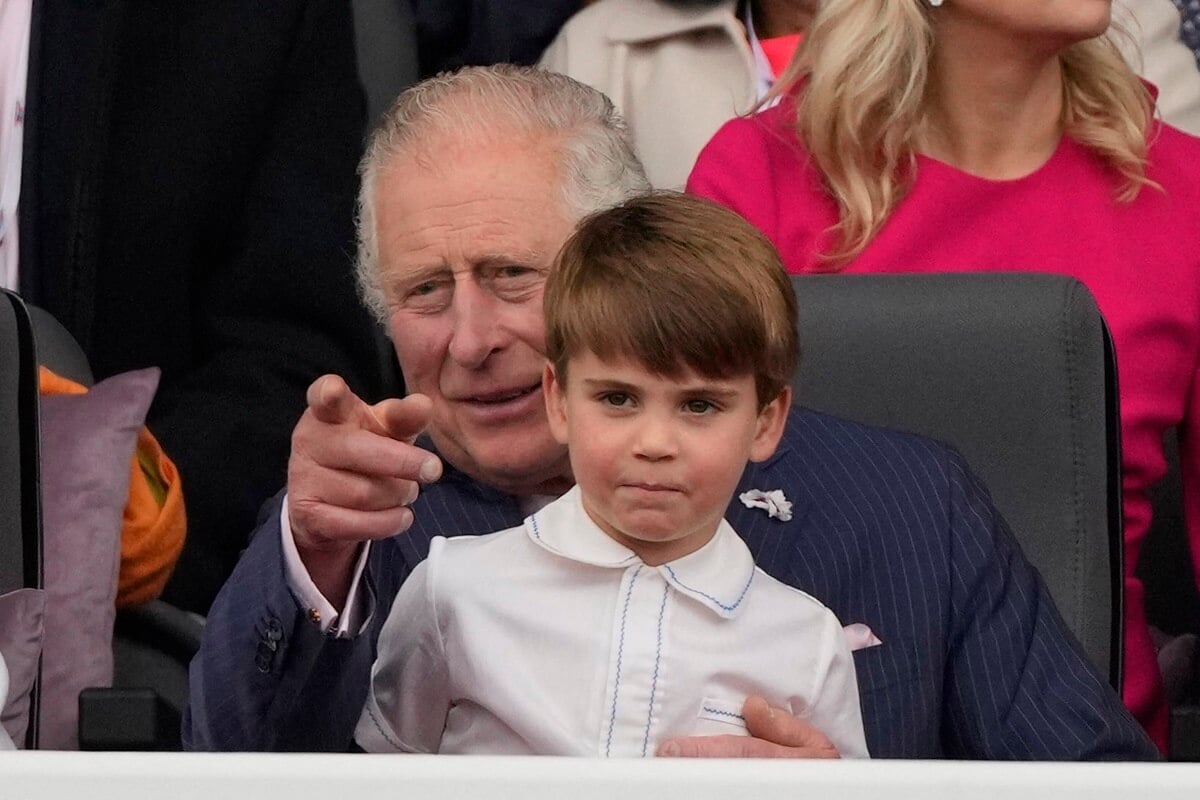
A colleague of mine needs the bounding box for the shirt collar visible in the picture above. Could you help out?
[743,0,773,101]
[606,0,740,45]
[525,486,757,619]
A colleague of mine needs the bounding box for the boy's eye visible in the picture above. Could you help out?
[600,392,632,407]
[684,399,716,414]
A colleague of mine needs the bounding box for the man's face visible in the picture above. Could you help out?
[374,133,577,495]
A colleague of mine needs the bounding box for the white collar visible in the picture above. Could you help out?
[525,486,757,619]
[743,0,774,101]
[605,0,740,45]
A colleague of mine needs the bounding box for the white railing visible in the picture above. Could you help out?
[1,753,1199,800]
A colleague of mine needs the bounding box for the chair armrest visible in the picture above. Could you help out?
[78,688,180,751]
[1172,705,1200,762]
[115,599,205,663]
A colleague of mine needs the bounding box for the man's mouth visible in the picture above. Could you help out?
[463,383,540,405]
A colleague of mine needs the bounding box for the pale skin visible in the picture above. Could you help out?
[542,355,791,567]
[919,0,1112,179]
[287,129,838,758]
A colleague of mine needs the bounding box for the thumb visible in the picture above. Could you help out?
[306,375,361,425]
[369,393,434,443]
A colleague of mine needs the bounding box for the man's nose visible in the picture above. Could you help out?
[447,284,506,368]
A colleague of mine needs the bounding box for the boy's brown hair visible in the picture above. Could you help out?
[544,192,798,407]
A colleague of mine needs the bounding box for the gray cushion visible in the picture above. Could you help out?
[0,588,46,748]
[38,368,159,749]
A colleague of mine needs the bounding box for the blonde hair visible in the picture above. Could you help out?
[774,0,1156,263]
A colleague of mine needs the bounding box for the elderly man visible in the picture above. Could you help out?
[185,66,1156,759]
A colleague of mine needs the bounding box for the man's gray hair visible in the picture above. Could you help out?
[356,64,651,323]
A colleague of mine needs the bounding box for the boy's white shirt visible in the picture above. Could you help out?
[353,485,869,758]
[0,650,15,750]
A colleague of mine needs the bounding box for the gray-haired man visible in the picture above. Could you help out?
[186,66,1155,760]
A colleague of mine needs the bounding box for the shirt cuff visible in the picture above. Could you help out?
[280,494,373,638]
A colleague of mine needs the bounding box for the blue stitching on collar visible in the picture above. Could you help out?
[365,701,406,751]
[606,565,642,756]
[640,582,670,756]
[663,564,755,613]
[529,513,542,540]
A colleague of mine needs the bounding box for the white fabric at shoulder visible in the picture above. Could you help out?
[1115,0,1200,136]
[0,652,15,750]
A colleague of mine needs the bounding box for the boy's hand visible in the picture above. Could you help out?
[287,374,442,606]
[655,696,841,759]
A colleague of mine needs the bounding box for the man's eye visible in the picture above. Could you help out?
[488,265,545,299]
[684,399,716,414]
[398,280,451,311]
[601,392,632,407]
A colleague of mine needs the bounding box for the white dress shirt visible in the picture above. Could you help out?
[355,486,869,758]
[0,0,30,291]
[0,650,15,750]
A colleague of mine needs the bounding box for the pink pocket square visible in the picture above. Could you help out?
[843,623,883,652]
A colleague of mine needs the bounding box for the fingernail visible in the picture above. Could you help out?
[419,458,441,482]
[768,706,776,719]
[659,741,679,757]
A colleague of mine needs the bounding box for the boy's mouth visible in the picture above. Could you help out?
[622,482,684,494]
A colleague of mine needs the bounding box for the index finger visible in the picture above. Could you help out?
[742,696,838,754]
[306,374,359,425]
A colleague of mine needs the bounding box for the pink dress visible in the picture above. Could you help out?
[689,100,1200,752]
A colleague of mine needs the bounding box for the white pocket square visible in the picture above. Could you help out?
[843,622,883,652]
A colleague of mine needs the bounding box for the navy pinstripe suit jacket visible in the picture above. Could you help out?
[185,409,1157,758]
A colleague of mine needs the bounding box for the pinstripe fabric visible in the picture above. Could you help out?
[1172,0,1200,66]
[185,410,1157,759]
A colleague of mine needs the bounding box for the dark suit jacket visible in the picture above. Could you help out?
[413,0,581,76]
[20,0,382,612]
[185,409,1158,758]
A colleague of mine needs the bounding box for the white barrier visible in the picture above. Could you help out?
[1,754,1199,800]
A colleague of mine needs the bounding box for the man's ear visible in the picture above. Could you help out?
[749,386,791,463]
[543,362,570,446]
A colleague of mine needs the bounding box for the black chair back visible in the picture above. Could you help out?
[792,273,1122,688]
[0,289,43,748]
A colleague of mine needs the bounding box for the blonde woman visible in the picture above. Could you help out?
[687,0,1200,753]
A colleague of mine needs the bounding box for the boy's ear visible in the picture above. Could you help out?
[543,362,570,446]
[749,386,791,463]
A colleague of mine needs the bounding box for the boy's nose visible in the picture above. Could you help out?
[632,418,678,461]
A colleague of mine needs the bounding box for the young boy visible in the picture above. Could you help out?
[354,193,869,758]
